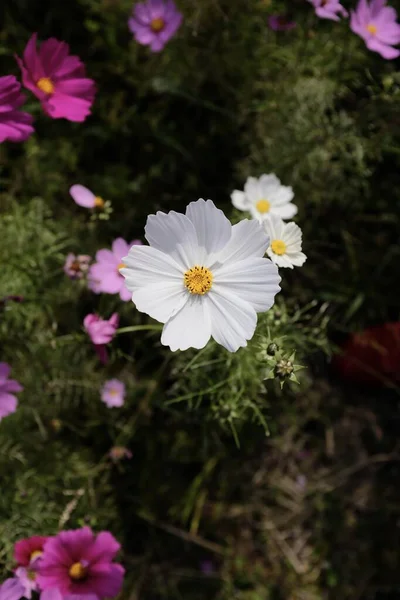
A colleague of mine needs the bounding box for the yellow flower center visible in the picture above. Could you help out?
[366,23,377,35]
[118,263,126,270]
[151,18,165,32]
[271,239,287,255]
[109,388,119,396]
[184,265,213,295]
[256,199,271,214]
[27,570,36,581]
[36,77,55,94]
[69,562,88,581]
[94,196,105,208]
[30,550,43,561]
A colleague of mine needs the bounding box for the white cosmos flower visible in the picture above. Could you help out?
[263,214,307,269]
[121,199,281,352]
[231,174,297,222]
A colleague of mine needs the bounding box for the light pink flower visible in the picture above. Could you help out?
[351,0,400,59]
[36,527,125,600]
[16,33,96,122]
[101,379,125,408]
[84,313,119,364]
[0,75,34,143]
[308,0,348,21]
[69,184,105,209]
[0,577,25,600]
[64,253,91,279]
[88,239,142,302]
[0,363,23,422]
[128,0,183,52]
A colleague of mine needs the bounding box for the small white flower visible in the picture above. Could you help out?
[121,199,281,352]
[231,174,297,222]
[263,214,307,269]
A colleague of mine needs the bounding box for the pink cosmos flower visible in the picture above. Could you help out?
[109,446,133,462]
[14,536,48,567]
[64,253,91,279]
[84,313,119,364]
[101,379,126,408]
[128,0,183,52]
[0,577,25,600]
[0,75,34,143]
[88,239,142,302]
[0,363,23,422]
[268,15,296,31]
[16,33,96,122]
[351,0,400,59]
[36,527,125,600]
[308,0,348,21]
[69,185,105,210]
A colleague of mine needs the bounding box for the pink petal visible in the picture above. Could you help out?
[46,92,93,122]
[38,38,70,76]
[0,393,17,419]
[95,249,117,264]
[112,238,130,259]
[85,532,121,564]
[70,184,96,208]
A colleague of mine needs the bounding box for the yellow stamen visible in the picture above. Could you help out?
[36,77,54,94]
[256,199,271,214]
[366,23,377,35]
[94,196,105,208]
[184,265,213,295]
[69,562,88,581]
[28,570,36,581]
[109,388,119,396]
[118,263,126,270]
[30,550,43,561]
[271,239,287,255]
[151,17,165,32]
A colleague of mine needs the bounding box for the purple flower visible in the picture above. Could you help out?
[36,526,125,600]
[64,253,91,279]
[308,0,348,21]
[84,313,119,364]
[0,75,34,144]
[128,0,183,52]
[268,15,296,31]
[101,379,126,408]
[16,33,96,122]
[0,577,25,600]
[351,0,400,59]
[0,363,23,422]
[69,184,105,209]
[88,239,142,302]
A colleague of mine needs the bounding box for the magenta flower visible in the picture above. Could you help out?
[128,0,183,52]
[0,363,23,422]
[69,185,105,209]
[64,253,91,280]
[84,313,119,364]
[351,0,400,59]
[101,379,126,408]
[308,0,348,21]
[14,536,48,567]
[0,75,34,143]
[36,527,125,600]
[88,239,142,302]
[268,15,296,31]
[16,33,96,122]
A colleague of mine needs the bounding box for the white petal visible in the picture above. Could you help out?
[271,203,298,220]
[231,190,248,211]
[287,251,307,267]
[259,173,280,189]
[269,186,294,206]
[283,222,302,247]
[244,177,263,202]
[213,257,280,312]
[121,245,183,290]
[205,288,257,352]
[263,214,285,240]
[267,250,294,268]
[212,219,270,266]
[145,210,199,269]
[131,281,188,323]
[161,295,211,351]
[185,199,232,262]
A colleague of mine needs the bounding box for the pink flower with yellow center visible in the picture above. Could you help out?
[69,185,106,210]
[83,313,119,364]
[351,0,400,59]
[14,536,48,567]
[16,34,96,122]
[128,0,183,52]
[101,379,125,408]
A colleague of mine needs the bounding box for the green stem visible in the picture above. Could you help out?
[116,324,162,334]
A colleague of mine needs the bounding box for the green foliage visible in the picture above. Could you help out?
[1,0,400,599]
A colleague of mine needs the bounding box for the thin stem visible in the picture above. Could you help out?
[116,324,162,334]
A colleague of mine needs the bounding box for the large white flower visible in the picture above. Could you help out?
[121,199,281,352]
[263,214,307,269]
[231,174,297,222]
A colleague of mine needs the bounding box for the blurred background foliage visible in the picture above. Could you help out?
[1,0,400,598]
